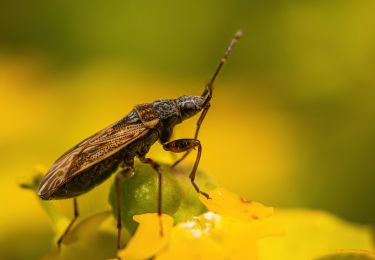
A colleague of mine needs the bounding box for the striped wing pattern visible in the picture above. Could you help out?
[38,121,150,197]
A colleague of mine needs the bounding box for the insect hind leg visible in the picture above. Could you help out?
[57,197,79,247]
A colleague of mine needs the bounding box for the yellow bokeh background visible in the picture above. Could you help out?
[1,0,375,258]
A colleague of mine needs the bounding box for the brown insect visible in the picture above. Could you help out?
[38,31,243,252]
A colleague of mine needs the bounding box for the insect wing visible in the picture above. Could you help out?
[38,121,152,198]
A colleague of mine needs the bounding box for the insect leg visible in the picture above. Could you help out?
[172,104,211,168]
[138,156,164,236]
[164,139,210,199]
[115,166,134,250]
[57,197,79,247]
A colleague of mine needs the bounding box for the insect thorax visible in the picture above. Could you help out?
[152,99,181,120]
[135,99,181,125]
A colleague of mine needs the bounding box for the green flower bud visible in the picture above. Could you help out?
[108,162,217,233]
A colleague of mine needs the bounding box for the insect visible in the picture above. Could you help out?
[38,31,243,252]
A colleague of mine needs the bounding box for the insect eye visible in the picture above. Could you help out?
[184,102,195,110]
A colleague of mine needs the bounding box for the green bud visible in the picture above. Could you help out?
[108,162,217,234]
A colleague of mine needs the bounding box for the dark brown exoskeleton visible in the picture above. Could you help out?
[38,31,243,253]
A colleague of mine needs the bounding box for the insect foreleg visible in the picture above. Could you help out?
[138,156,164,236]
[164,139,211,199]
[172,104,211,168]
[115,166,134,251]
[57,197,79,247]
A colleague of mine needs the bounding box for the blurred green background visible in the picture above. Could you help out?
[1,0,375,259]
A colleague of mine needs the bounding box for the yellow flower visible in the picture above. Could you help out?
[20,167,374,260]
[198,187,274,221]
[118,214,174,259]
[118,187,281,260]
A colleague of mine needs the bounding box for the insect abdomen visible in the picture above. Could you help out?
[43,153,122,199]
[44,129,160,200]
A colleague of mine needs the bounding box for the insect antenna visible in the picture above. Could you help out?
[202,30,244,105]
[171,31,244,169]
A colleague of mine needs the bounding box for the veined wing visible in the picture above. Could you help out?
[38,120,154,198]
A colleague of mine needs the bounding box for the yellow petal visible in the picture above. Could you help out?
[156,213,226,260]
[156,211,281,260]
[118,213,174,259]
[156,231,224,260]
[218,215,283,260]
[259,209,375,260]
[199,187,274,222]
